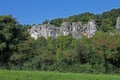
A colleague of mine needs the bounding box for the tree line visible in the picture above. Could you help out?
[0,8,120,74]
[48,8,120,32]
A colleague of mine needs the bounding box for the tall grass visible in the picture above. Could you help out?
[0,70,120,80]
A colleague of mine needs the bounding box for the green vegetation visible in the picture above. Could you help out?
[50,8,120,32]
[1,8,120,74]
[0,70,120,80]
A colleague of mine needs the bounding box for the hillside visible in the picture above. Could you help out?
[49,8,120,31]
[0,8,120,74]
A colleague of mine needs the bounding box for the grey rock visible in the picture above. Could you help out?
[29,19,98,39]
[116,17,120,29]
[60,22,72,36]
[72,22,82,32]
[71,22,83,38]
[40,24,57,39]
[30,25,40,40]
[86,19,97,38]
[30,24,57,39]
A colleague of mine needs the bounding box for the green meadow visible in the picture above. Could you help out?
[0,70,120,80]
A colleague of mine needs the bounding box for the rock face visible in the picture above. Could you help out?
[86,19,98,38]
[30,25,40,40]
[29,19,98,40]
[60,22,72,36]
[116,17,120,29]
[72,22,82,32]
[29,24,57,39]
[71,22,82,38]
[40,24,57,39]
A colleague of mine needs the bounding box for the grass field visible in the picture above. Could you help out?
[0,70,120,80]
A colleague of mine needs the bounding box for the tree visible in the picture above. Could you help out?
[10,37,35,68]
[42,19,50,24]
[0,15,27,68]
[50,18,64,27]
[91,31,120,73]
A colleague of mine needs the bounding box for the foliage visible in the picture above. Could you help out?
[1,9,120,74]
[0,15,27,68]
[49,8,120,32]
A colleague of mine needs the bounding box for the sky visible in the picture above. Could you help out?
[0,0,120,24]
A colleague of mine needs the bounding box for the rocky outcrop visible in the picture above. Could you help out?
[30,25,40,40]
[29,19,98,39]
[116,17,120,29]
[86,19,98,38]
[40,24,57,39]
[60,22,72,36]
[72,22,82,32]
[71,22,82,38]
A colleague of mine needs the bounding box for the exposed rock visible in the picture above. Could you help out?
[86,19,98,38]
[29,19,98,40]
[30,25,40,40]
[71,22,82,38]
[47,25,57,38]
[116,17,120,29]
[30,24,57,39]
[72,22,82,32]
[60,22,72,36]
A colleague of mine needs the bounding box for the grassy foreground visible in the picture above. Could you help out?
[0,70,120,80]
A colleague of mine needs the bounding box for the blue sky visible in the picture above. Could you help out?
[0,0,120,24]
